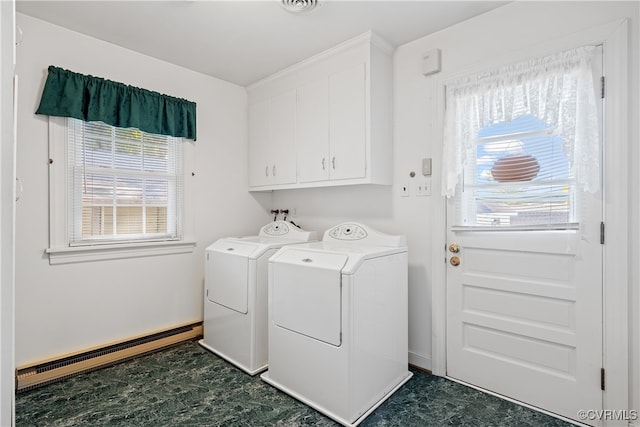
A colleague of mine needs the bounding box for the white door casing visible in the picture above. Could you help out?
[0,1,16,425]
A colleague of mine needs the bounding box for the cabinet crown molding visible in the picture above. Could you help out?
[246,30,393,91]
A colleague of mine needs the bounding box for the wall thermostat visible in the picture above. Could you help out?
[422,49,441,76]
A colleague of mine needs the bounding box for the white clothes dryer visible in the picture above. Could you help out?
[199,221,317,375]
[261,223,412,426]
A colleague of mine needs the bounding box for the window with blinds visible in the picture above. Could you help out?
[459,114,577,227]
[444,46,601,229]
[67,118,183,244]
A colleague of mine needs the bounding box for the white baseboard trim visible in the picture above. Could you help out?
[408,351,432,371]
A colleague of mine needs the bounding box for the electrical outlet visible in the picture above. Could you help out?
[400,183,410,197]
[416,180,431,196]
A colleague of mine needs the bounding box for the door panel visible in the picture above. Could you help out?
[446,46,603,424]
[269,90,297,185]
[248,100,270,187]
[206,241,257,314]
[297,78,329,183]
[329,62,366,180]
[447,229,602,420]
[271,250,347,347]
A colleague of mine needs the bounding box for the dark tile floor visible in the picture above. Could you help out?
[15,342,573,426]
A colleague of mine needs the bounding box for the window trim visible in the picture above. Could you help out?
[47,116,195,264]
[46,240,196,265]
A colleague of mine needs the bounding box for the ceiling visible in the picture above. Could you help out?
[16,0,509,87]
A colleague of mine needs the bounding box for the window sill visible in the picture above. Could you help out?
[46,240,197,265]
[450,223,579,232]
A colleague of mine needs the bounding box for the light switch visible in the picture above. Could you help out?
[422,158,432,176]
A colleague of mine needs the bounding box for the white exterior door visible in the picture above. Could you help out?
[446,47,604,424]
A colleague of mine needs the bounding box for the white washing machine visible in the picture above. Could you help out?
[199,221,317,375]
[261,223,412,426]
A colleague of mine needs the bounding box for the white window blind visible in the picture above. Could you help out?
[458,114,578,227]
[67,118,183,245]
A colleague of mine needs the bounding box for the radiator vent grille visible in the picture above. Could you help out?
[16,322,202,392]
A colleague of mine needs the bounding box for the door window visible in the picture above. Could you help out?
[460,114,575,227]
[443,45,601,229]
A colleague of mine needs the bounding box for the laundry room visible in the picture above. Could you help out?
[1,1,639,426]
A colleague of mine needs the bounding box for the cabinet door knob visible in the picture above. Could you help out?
[272,165,277,176]
[265,166,269,176]
[332,156,336,170]
[322,158,326,170]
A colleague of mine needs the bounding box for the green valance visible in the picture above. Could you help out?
[36,66,197,141]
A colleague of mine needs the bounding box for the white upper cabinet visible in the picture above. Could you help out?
[328,62,366,181]
[247,31,392,191]
[248,100,270,187]
[248,90,297,187]
[297,78,329,183]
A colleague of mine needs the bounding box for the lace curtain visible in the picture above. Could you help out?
[442,45,599,197]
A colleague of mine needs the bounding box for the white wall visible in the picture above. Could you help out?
[0,0,16,425]
[272,0,639,411]
[14,13,271,366]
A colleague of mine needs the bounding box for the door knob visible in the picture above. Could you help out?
[448,243,460,253]
[450,256,460,266]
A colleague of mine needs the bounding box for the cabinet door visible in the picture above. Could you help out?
[269,90,297,185]
[297,78,330,183]
[329,62,366,181]
[248,100,271,187]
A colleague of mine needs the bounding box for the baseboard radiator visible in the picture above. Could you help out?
[16,322,203,392]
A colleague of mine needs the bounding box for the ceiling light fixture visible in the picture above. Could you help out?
[280,0,322,15]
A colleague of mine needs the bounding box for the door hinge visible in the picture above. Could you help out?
[600,222,605,244]
[601,76,605,99]
[601,368,605,391]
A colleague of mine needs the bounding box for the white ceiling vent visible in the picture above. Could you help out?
[281,0,322,14]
